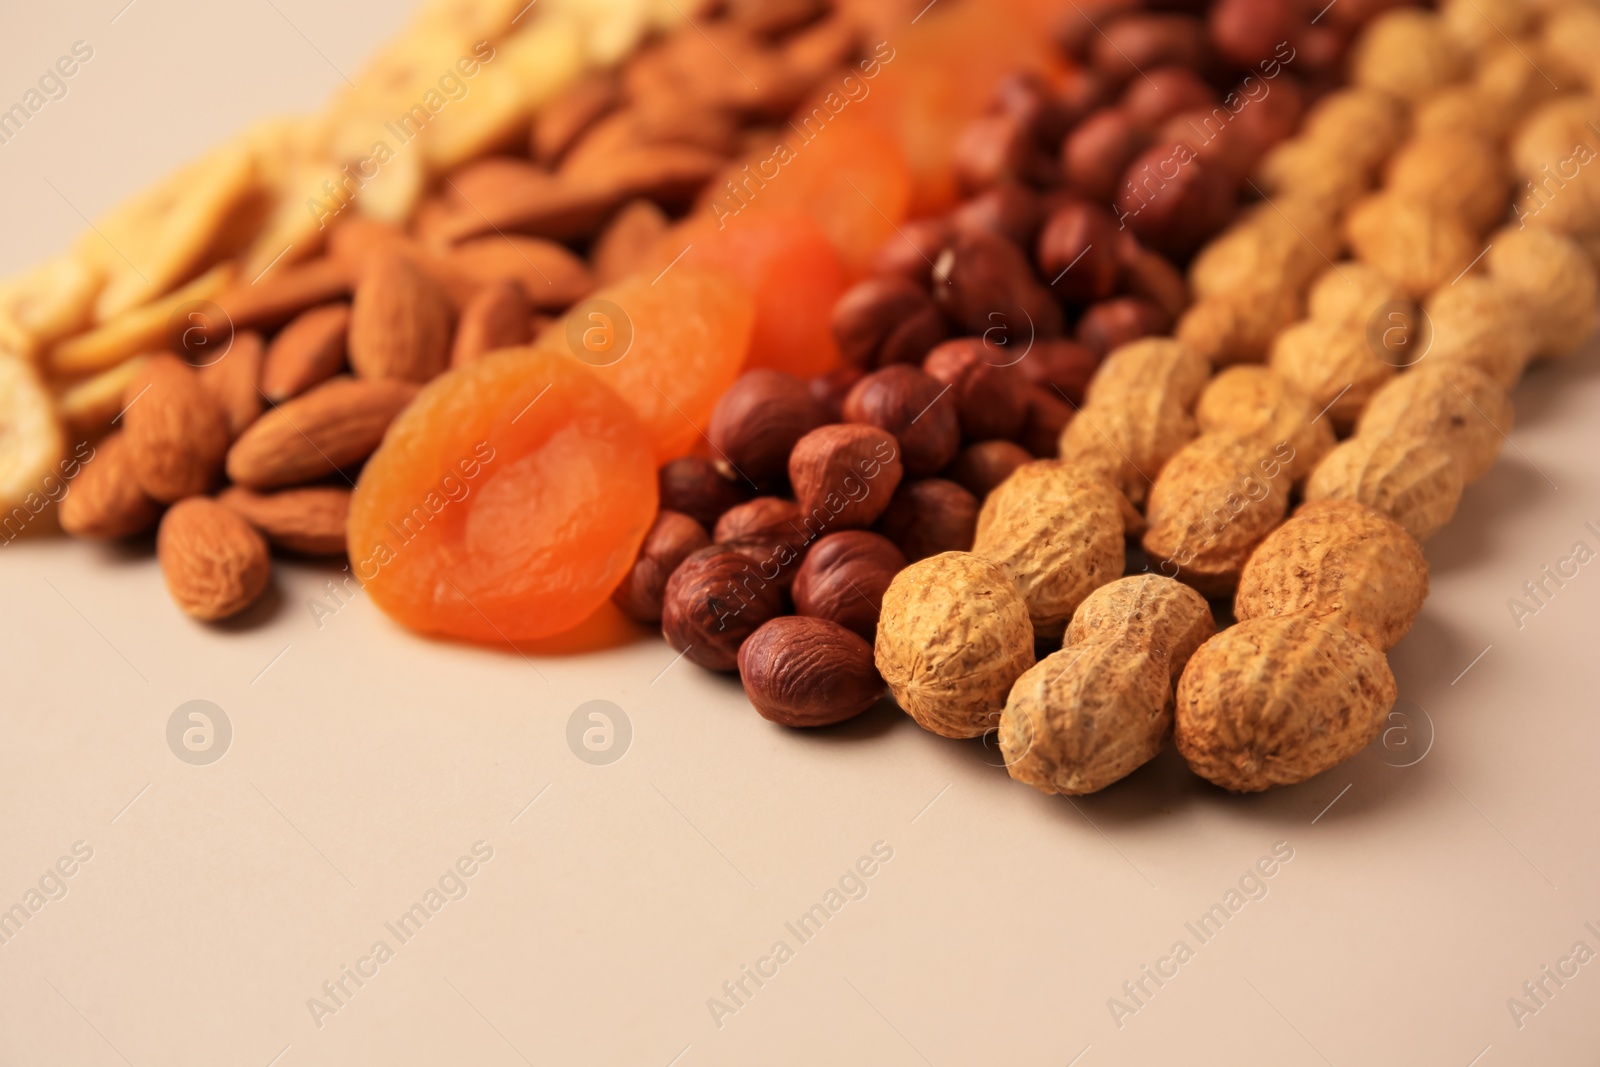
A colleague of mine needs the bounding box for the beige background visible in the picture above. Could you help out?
[3,2,1599,1064]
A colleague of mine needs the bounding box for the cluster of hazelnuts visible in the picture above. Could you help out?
[608,0,1404,726]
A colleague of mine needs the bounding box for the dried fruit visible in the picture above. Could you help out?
[349,348,657,644]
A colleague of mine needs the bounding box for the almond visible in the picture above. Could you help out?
[261,303,349,401]
[432,157,616,243]
[198,330,265,439]
[157,497,270,620]
[348,253,453,383]
[226,376,418,489]
[218,485,350,555]
[444,236,595,310]
[532,71,620,165]
[451,281,532,367]
[59,433,160,540]
[215,256,356,333]
[593,199,669,285]
[123,353,230,503]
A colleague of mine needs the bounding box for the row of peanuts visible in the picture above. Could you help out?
[877,1,1600,794]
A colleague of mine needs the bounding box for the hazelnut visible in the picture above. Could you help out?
[951,183,1047,248]
[924,338,1029,441]
[948,440,1036,499]
[788,424,904,530]
[792,529,907,640]
[1091,14,1209,84]
[991,70,1080,150]
[738,616,884,727]
[808,365,866,423]
[876,551,1036,738]
[1018,386,1075,458]
[714,496,804,544]
[707,369,827,489]
[869,217,953,288]
[1063,107,1152,202]
[1225,75,1305,165]
[875,478,980,561]
[1036,200,1120,304]
[1076,297,1169,357]
[1121,66,1216,131]
[1115,141,1236,257]
[661,545,786,672]
[1017,338,1101,406]
[1116,236,1189,321]
[658,456,751,530]
[953,112,1049,194]
[1208,0,1298,68]
[932,228,1063,341]
[831,277,948,370]
[612,510,712,624]
[842,365,960,476]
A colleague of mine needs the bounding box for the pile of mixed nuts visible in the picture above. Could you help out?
[5,0,1599,799]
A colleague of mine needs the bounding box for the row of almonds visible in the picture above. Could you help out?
[0,0,697,518]
[0,0,908,618]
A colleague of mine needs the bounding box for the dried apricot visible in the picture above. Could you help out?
[349,348,657,644]
[662,212,846,379]
[535,268,755,463]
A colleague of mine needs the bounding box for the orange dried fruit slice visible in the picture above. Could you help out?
[349,347,657,643]
[535,267,755,463]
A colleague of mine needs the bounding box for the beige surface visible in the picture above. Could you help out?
[4,3,1600,1065]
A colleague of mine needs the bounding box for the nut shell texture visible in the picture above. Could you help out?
[1304,434,1463,542]
[1176,615,1398,792]
[1486,227,1599,359]
[973,461,1126,638]
[738,616,883,728]
[1236,500,1428,650]
[876,552,1035,739]
[1001,576,1213,795]
[1142,435,1293,596]
[1195,366,1332,483]
[1356,363,1511,483]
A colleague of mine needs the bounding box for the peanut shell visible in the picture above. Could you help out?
[1304,433,1463,541]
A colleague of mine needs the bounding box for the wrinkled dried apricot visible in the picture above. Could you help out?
[663,212,846,378]
[535,267,755,463]
[349,348,657,643]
